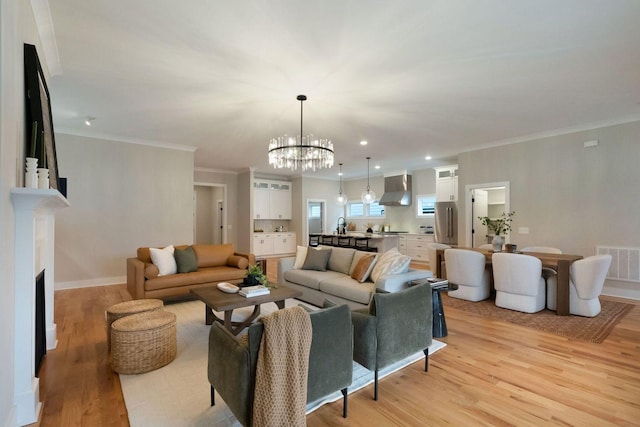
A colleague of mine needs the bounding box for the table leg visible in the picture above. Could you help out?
[556,260,571,316]
[205,305,214,325]
[432,289,448,338]
[275,300,285,310]
[435,251,444,278]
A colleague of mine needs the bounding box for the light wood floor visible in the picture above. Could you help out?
[33,260,640,426]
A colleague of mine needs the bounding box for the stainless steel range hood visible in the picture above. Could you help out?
[379,174,412,206]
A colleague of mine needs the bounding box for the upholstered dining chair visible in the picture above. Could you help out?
[426,243,450,276]
[351,284,432,401]
[444,249,491,301]
[521,246,563,285]
[492,253,546,313]
[208,303,353,426]
[547,254,612,317]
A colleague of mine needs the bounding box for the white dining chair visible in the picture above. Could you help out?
[426,243,451,276]
[492,253,546,313]
[444,249,491,301]
[521,246,563,284]
[547,254,612,317]
[478,244,494,250]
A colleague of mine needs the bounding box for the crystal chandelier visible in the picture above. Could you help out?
[361,157,376,204]
[268,95,334,172]
[336,163,348,206]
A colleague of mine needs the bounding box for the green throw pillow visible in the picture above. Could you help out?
[301,248,332,271]
[174,246,198,273]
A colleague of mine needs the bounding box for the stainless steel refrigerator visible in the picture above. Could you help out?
[434,201,458,245]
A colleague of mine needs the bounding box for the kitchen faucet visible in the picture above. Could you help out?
[337,217,346,235]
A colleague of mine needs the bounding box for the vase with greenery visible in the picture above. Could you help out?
[243,264,270,287]
[478,211,515,252]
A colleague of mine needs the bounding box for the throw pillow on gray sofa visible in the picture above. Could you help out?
[302,248,332,271]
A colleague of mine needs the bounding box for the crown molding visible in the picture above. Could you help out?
[56,128,197,152]
[30,0,62,77]
[194,167,238,175]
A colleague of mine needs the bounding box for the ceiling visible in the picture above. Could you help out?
[44,0,640,180]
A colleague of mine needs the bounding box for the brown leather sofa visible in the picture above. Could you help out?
[127,243,255,300]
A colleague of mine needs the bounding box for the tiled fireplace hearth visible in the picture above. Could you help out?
[11,188,69,426]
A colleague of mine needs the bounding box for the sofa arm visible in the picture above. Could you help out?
[277,257,296,286]
[351,311,378,370]
[234,251,256,266]
[374,268,433,293]
[126,258,145,300]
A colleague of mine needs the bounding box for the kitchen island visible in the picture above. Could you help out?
[310,232,401,253]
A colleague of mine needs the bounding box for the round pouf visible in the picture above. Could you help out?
[111,310,177,375]
[106,299,164,351]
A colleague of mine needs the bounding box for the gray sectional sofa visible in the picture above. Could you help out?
[278,246,432,309]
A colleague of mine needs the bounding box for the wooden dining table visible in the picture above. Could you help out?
[434,247,583,316]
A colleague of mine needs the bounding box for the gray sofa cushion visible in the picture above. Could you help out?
[326,247,356,274]
[284,269,345,290]
[319,276,375,305]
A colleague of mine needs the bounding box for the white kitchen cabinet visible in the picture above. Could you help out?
[253,233,274,257]
[405,234,434,263]
[269,182,292,220]
[253,180,292,220]
[434,165,458,202]
[253,181,270,219]
[272,232,296,255]
[398,235,407,255]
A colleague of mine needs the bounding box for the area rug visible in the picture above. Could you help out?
[120,299,445,427]
[442,295,632,343]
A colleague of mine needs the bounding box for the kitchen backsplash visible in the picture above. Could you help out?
[254,219,290,232]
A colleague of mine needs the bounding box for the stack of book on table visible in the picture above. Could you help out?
[427,277,449,289]
[239,285,270,298]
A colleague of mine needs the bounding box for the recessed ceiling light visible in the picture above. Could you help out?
[425,155,432,160]
[374,164,381,169]
[360,140,368,146]
[84,116,95,126]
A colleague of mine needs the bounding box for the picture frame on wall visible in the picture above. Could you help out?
[24,43,60,191]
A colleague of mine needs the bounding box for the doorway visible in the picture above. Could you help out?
[194,183,227,244]
[306,199,325,245]
[465,182,510,248]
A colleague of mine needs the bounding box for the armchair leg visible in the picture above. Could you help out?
[210,385,215,406]
[374,370,379,401]
[341,387,348,418]
[424,349,429,372]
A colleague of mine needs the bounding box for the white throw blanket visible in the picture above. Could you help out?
[252,306,312,427]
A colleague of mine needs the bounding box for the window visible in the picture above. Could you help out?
[416,194,436,217]
[309,204,321,218]
[347,201,385,218]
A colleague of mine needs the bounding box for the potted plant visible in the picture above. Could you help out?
[478,211,515,252]
[243,264,269,287]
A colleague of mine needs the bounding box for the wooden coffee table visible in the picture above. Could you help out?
[190,285,302,336]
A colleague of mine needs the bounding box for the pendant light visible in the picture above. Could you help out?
[361,157,376,204]
[335,163,348,206]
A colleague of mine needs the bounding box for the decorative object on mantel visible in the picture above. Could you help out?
[268,94,334,172]
[37,168,49,189]
[335,163,348,206]
[478,211,515,252]
[25,157,38,188]
[361,156,376,204]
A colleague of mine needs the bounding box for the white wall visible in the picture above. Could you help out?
[458,120,640,299]
[54,134,194,288]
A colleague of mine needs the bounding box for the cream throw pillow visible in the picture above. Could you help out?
[293,246,308,269]
[369,248,411,282]
[149,245,177,276]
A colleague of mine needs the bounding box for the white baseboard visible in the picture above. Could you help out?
[602,283,640,301]
[55,276,126,290]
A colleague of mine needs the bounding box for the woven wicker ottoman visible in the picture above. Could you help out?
[106,299,164,350]
[111,310,177,375]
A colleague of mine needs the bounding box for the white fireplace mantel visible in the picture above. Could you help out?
[11,188,69,426]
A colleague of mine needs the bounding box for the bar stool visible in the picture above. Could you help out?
[337,235,353,248]
[354,237,372,251]
[321,235,336,246]
[308,234,320,247]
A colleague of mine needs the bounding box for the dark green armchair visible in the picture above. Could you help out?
[208,303,353,426]
[351,283,433,400]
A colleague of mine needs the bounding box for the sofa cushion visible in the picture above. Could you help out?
[349,250,377,276]
[174,246,198,273]
[227,255,249,270]
[370,249,411,283]
[193,243,234,268]
[350,254,377,283]
[319,276,375,305]
[144,263,159,280]
[283,269,345,291]
[150,245,177,276]
[302,248,332,271]
[293,246,308,269]
[145,266,247,291]
[326,247,356,274]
